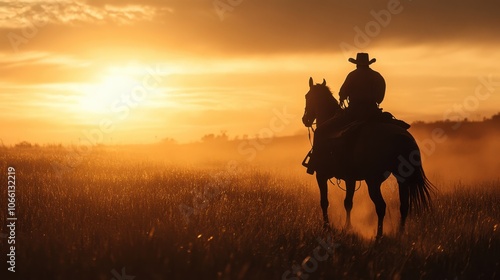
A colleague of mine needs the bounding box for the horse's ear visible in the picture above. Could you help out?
[322,79,326,86]
[309,77,313,88]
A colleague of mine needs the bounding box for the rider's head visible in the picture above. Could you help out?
[348,53,376,68]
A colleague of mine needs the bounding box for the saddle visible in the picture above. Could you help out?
[379,111,411,130]
[319,111,410,177]
[326,111,410,140]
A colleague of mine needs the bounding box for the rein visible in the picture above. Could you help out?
[307,125,315,147]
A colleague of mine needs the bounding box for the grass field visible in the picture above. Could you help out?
[0,141,499,280]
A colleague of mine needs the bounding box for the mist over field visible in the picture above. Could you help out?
[146,115,500,185]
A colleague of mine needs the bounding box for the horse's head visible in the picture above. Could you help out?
[302,77,340,127]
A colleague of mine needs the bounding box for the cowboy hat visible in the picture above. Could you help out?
[348,53,376,65]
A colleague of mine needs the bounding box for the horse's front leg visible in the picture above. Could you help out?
[316,174,330,228]
[344,180,356,229]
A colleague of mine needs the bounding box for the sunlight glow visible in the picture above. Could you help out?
[79,70,142,114]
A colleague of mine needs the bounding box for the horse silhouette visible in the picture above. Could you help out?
[302,77,434,237]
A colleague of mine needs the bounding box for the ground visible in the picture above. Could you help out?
[0,145,498,279]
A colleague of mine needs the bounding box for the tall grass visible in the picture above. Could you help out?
[0,147,498,279]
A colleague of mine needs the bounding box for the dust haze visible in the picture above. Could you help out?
[135,115,500,238]
[143,115,500,186]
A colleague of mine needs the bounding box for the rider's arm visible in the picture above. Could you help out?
[339,72,354,103]
[373,71,386,104]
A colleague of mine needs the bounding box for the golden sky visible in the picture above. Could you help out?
[1,0,499,145]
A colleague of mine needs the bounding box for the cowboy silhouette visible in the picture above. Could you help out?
[306,53,386,174]
[340,53,385,114]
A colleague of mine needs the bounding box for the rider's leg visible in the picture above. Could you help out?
[306,134,324,174]
[306,117,341,174]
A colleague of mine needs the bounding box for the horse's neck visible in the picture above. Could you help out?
[316,99,339,125]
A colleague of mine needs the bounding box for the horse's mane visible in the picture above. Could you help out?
[314,84,341,110]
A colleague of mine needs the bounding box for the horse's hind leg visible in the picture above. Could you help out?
[316,174,330,228]
[398,183,409,233]
[344,180,356,229]
[366,178,386,238]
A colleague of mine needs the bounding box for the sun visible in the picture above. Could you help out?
[79,71,140,114]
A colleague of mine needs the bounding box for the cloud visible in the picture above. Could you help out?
[2,0,499,58]
[0,51,95,84]
[207,0,500,54]
[0,0,160,29]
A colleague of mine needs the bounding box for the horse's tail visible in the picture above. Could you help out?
[394,136,435,213]
[406,160,434,212]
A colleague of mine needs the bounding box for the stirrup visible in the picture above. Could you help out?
[302,150,312,167]
[306,166,315,175]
